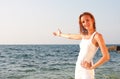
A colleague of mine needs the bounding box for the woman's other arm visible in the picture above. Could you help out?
[91,33,110,69]
[53,29,82,40]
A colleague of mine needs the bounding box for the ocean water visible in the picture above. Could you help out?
[0,45,120,79]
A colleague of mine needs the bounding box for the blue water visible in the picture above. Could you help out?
[0,45,120,79]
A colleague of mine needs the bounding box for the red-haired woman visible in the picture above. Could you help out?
[53,12,110,79]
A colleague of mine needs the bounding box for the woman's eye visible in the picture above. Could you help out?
[82,21,85,23]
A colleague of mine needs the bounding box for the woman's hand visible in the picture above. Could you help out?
[53,29,62,36]
[81,61,92,69]
[53,29,82,40]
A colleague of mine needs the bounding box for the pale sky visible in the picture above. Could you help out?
[0,0,119,44]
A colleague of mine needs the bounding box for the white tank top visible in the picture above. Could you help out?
[78,31,98,63]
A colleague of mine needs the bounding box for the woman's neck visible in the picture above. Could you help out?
[88,29,95,35]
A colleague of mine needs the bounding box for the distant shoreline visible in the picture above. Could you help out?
[0,43,119,45]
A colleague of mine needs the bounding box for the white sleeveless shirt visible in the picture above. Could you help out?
[77,31,98,63]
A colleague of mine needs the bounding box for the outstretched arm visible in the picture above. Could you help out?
[53,29,82,40]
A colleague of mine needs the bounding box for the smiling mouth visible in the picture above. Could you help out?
[84,25,89,28]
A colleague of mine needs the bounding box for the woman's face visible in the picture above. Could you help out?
[81,15,94,31]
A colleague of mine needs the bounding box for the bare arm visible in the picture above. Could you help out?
[53,29,82,40]
[91,33,110,69]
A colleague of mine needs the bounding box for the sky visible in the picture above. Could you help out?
[0,0,120,44]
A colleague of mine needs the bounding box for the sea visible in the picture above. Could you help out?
[0,44,120,79]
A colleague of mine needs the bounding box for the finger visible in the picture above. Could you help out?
[53,32,57,36]
[58,28,60,31]
[58,29,61,33]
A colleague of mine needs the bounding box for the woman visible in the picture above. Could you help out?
[53,12,110,79]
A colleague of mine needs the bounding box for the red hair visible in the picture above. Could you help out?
[79,12,96,35]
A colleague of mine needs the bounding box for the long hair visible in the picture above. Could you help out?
[79,12,96,35]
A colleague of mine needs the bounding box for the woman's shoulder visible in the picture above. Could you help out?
[95,32,104,40]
